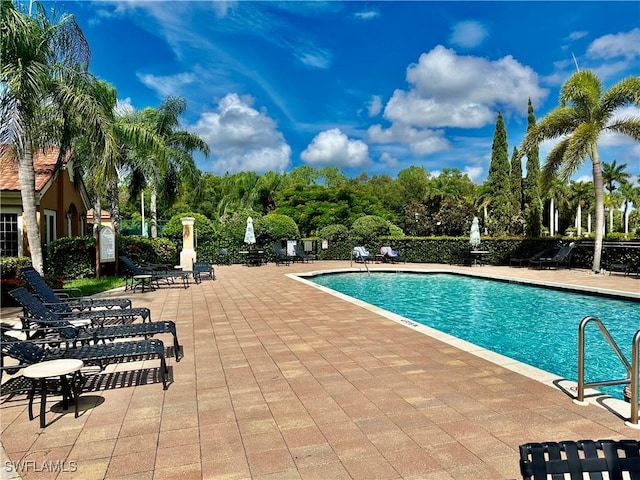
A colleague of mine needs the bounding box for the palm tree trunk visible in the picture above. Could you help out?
[150,185,158,238]
[591,150,605,272]
[18,143,45,275]
[577,204,582,237]
[549,198,555,235]
[93,197,102,278]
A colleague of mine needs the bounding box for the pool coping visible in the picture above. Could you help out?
[288,266,639,429]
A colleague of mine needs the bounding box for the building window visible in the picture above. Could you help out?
[43,210,57,245]
[0,213,19,257]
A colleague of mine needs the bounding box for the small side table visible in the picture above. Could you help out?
[132,274,154,292]
[23,359,84,428]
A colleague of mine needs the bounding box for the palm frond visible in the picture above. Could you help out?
[600,76,640,116]
[541,138,570,189]
[606,118,640,142]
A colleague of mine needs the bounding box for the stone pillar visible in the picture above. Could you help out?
[179,217,196,271]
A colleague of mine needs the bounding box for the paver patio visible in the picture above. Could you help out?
[1,261,639,479]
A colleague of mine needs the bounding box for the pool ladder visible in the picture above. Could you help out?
[575,315,639,428]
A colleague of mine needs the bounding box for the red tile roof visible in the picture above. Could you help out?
[0,146,71,192]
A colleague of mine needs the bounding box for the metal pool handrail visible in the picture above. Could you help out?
[576,315,639,427]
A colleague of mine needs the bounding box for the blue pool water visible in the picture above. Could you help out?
[309,272,639,399]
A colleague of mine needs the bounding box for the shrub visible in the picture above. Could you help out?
[349,215,394,246]
[262,214,300,243]
[118,235,178,265]
[0,256,31,306]
[46,236,95,280]
[317,224,350,259]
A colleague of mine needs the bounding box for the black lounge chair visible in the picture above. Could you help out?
[273,243,290,266]
[192,261,215,284]
[20,266,132,312]
[1,332,169,389]
[294,243,314,263]
[8,288,181,361]
[380,246,402,264]
[529,243,575,269]
[9,286,152,328]
[353,246,372,263]
[119,256,190,290]
[519,439,640,479]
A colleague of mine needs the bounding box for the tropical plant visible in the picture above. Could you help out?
[0,0,116,274]
[520,70,640,272]
[567,180,593,236]
[602,160,631,232]
[129,97,209,237]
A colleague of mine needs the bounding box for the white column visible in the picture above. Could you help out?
[179,217,196,270]
[587,213,592,233]
[555,208,559,235]
[549,198,555,236]
[577,204,582,237]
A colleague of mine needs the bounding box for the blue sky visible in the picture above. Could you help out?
[50,1,640,183]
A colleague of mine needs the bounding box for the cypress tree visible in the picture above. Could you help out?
[510,145,522,209]
[522,99,542,237]
[487,111,511,195]
[485,111,514,234]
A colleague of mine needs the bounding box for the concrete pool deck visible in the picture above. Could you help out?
[1,261,639,479]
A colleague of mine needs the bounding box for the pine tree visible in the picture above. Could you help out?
[522,99,543,237]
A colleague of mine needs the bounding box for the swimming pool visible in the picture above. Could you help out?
[308,272,640,400]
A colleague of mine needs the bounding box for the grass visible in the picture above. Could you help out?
[63,276,126,296]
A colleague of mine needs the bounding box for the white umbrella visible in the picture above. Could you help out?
[244,216,256,246]
[470,216,481,249]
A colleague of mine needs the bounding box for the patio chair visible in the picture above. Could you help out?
[9,286,152,330]
[8,288,181,361]
[217,248,232,265]
[273,242,290,266]
[192,261,215,284]
[353,246,372,263]
[529,243,575,269]
[1,332,169,389]
[519,439,640,479]
[119,256,190,290]
[380,246,402,263]
[294,243,314,263]
[20,266,132,312]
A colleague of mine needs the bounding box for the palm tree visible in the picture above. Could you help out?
[567,180,593,236]
[619,182,639,234]
[520,70,640,272]
[0,0,116,274]
[132,97,209,237]
[602,160,631,232]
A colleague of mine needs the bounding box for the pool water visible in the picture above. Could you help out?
[309,272,640,399]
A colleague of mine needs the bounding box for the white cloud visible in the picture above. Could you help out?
[384,45,547,129]
[568,30,588,41]
[190,93,291,174]
[137,72,196,98]
[294,46,332,69]
[587,28,640,60]
[301,129,370,167]
[463,166,484,183]
[368,95,383,117]
[379,152,399,167]
[115,98,135,115]
[450,21,488,49]
[355,10,379,20]
[368,123,450,156]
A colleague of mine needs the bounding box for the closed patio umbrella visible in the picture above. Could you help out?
[244,216,256,247]
[470,216,481,250]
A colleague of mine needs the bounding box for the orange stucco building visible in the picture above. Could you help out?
[0,146,91,257]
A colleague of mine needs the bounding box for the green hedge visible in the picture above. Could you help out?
[46,236,96,283]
